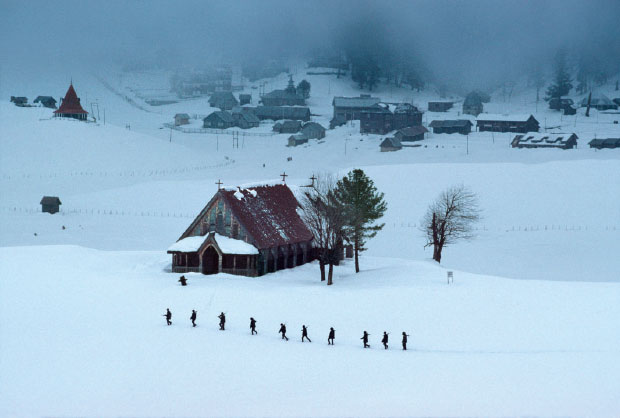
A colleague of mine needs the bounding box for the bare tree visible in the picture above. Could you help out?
[300,174,344,285]
[420,185,481,263]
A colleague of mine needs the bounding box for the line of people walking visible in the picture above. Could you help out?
[163,309,411,350]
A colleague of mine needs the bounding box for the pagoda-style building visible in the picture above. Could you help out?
[54,84,88,121]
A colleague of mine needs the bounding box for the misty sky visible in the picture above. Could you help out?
[1,0,619,89]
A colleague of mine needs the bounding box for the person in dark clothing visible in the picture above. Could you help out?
[279,323,289,341]
[164,308,172,326]
[178,275,187,286]
[301,325,312,342]
[190,310,197,327]
[328,327,335,345]
[250,317,257,335]
[402,332,409,350]
[382,332,389,349]
[361,331,370,348]
[218,312,226,330]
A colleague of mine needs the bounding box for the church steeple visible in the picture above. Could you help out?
[285,74,296,94]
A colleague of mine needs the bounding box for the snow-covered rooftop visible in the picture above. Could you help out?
[477,113,534,122]
[168,233,258,255]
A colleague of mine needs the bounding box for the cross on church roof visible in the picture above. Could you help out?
[215,179,223,189]
[280,172,288,183]
[309,174,317,187]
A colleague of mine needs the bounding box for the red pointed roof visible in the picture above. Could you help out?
[54,84,88,115]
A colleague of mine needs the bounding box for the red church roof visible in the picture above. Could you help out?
[54,84,88,115]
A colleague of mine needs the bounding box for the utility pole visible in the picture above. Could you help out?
[466,134,469,155]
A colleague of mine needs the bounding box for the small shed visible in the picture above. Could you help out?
[41,196,62,214]
[34,96,57,108]
[288,133,309,147]
[428,101,453,112]
[301,122,326,139]
[429,120,472,135]
[380,137,402,152]
[174,113,190,126]
[511,133,578,149]
[580,93,618,111]
[203,111,235,129]
[394,126,428,141]
[273,120,302,134]
[10,96,28,106]
[239,94,252,105]
[588,138,620,149]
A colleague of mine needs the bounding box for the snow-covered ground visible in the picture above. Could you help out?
[1,63,619,416]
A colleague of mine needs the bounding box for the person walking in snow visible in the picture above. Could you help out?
[164,308,172,326]
[382,332,389,350]
[361,331,370,348]
[190,310,197,327]
[402,332,409,350]
[218,312,226,330]
[178,275,187,286]
[279,323,289,341]
[328,327,335,345]
[301,325,312,342]
[250,317,257,335]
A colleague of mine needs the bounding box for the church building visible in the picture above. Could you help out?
[54,83,88,120]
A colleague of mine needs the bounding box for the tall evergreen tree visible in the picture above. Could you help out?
[545,50,573,102]
[334,169,387,273]
[297,79,311,99]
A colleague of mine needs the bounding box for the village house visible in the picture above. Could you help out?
[428,101,453,112]
[301,122,326,139]
[394,126,428,142]
[588,138,620,149]
[429,120,473,135]
[54,84,88,121]
[360,103,423,135]
[174,113,190,126]
[476,114,539,133]
[40,196,61,214]
[253,106,311,122]
[10,96,28,106]
[580,93,618,111]
[34,96,57,108]
[288,133,309,147]
[329,114,347,129]
[380,137,402,152]
[511,133,578,149]
[168,184,314,276]
[203,111,235,129]
[273,120,302,134]
[239,94,252,105]
[463,92,484,116]
[209,91,238,110]
[260,75,306,106]
[232,110,260,129]
[332,94,381,121]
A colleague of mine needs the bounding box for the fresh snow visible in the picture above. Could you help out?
[168,233,258,255]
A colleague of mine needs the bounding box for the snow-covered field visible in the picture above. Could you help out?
[1,64,619,416]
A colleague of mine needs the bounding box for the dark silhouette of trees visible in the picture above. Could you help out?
[545,50,573,102]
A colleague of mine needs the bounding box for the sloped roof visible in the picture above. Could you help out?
[396,126,428,136]
[168,233,258,254]
[255,106,310,120]
[34,96,56,103]
[333,95,381,108]
[209,91,238,105]
[380,137,402,148]
[580,93,615,107]
[512,133,577,147]
[477,114,536,123]
[589,138,620,147]
[429,119,472,128]
[40,196,61,205]
[175,113,190,119]
[237,111,260,124]
[262,89,303,100]
[301,122,326,132]
[204,110,234,123]
[218,184,313,249]
[54,84,87,115]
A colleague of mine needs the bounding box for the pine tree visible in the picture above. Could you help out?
[545,50,573,102]
[334,169,387,273]
[297,80,311,99]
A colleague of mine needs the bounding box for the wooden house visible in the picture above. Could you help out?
[476,114,539,133]
[329,114,347,129]
[429,120,472,135]
[579,93,618,111]
[463,92,483,116]
[203,111,235,129]
[239,94,252,105]
[174,113,190,126]
[332,94,381,121]
[232,111,260,129]
[394,126,428,142]
[301,122,326,139]
[428,101,453,112]
[40,196,61,214]
[10,96,28,106]
[168,184,314,276]
[253,106,311,122]
[360,103,423,135]
[34,96,57,108]
[273,120,302,134]
[588,138,620,149]
[380,137,402,152]
[54,84,88,120]
[511,133,578,149]
[260,75,305,106]
[288,133,309,147]
[209,92,238,110]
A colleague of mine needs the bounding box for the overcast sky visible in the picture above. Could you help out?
[1,0,619,89]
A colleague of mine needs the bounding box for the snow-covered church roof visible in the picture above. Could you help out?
[168,233,258,255]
